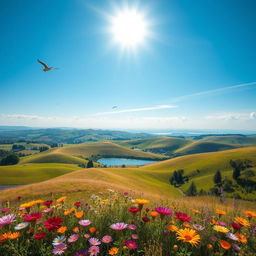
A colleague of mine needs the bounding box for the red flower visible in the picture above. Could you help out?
[128,207,140,214]
[125,240,137,250]
[74,201,81,208]
[33,232,46,240]
[44,216,63,231]
[24,212,42,222]
[175,212,192,222]
[231,222,241,230]
[142,217,150,222]
[146,208,150,212]
[43,200,53,206]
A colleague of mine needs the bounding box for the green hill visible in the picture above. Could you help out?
[200,135,256,145]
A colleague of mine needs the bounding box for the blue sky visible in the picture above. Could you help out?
[0,0,256,130]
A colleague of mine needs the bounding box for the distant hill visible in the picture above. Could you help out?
[199,135,256,145]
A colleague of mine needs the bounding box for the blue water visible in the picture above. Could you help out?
[97,158,157,167]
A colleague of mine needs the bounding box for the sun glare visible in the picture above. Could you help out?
[109,7,149,50]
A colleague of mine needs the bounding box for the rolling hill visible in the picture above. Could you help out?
[199,135,256,145]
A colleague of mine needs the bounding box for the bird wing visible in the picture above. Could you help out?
[37,59,48,68]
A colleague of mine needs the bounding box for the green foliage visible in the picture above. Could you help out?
[0,154,19,165]
[213,170,222,186]
[186,181,197,196]
[87,160,94,168]
[170,169,187,187]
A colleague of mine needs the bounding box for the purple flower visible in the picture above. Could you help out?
[125,240,137,250]
[232,244,241,251]
[101,235,112,243]
[0,214,16,227]
[110,222,127,230]
[79,220,91,226]
[1,208,10,213]
[88,245,99,256]
[128,224,137,230]
[74,249,87,256]
[89,237,101,246]
[193,224,205,231]
[226,232,238,241]
[154,207,172,216]
[217,221,227,226]
[52,243,67,255]
[68,234,79,243]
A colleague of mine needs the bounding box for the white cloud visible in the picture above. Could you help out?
[250,112,256,119]
[205,112,256,121]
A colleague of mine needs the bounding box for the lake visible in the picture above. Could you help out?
[97,158,157,167]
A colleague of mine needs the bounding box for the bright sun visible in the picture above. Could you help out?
[110,8,149,50]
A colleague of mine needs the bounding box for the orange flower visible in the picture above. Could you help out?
[176,228,200,246]
[56,196,67,203]
[234,217,250,227]
[236,233,247,243]
[150,211,159,217]
[89,227,96,233]
[167,225,178,232]
[192,209,201,214]
[73,227,79,233]
[219,240,231,250]
[108,247,119,255]
[183,222,191,228]
[113,197,118,201]
[135,199,150,205]
[216,209,226,215]
[244,211,256,218]
[210,219,217,225]
[37,227,42,231]
[207,244,213,249]
[9,232,20,240]
[64,210,72,216]
[75,211,84,218]
[57,226,67,233]
[0,233,10,243]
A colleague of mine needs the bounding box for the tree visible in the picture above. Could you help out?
[186,182,197,196]
[213,170,222,187]
[87,160,94,168]
[232,167,241,180]
[0,154,19,165]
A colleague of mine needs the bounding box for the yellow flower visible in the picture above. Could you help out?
[213,225,229,233]
[192,209,201,214]
[234,217,250,227]
[244,211,256,218]
[219,240,231,250]
[135,199,150,205]
[20,200,43,208]
[56,196,67,203]
[215,209,226,215]
[173,245,178,250]
[236,233,247,243]
[57,226,67,233]
[108,247,119,255]
[102,199,109,204]
[167,225,178,232]
[9,232,20,240]
[176,228,200,246]
[75,211,84,219]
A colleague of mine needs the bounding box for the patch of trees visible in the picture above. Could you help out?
[39,146,49,152]
[0,150,19,165]
[12,144,25,152]
[169,169,189,187]
[87,160,94,168]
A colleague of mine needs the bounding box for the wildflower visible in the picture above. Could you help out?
[154,207,172,216]
[236,233,247,243]
[234,217,250,227]
[150,211,159,217]
[217,221,227,226]
[57,226,67,233]
[74,249,87,256]
[73,227,79,233]
[193,224,205,231]
[89,227,96,233]
[56,196,67,203]
[1,208,10,213]
[210,236,217,242]
[176,228,200,246]
[124,192,128,196]
[192,209,201,214]
[216,209,226,216]
[74,201,81,207]
[175,212,192,222]
[23,212,42,222]
[213,225,229,233]
[244,211,256,218]
[68,234,79,243]
[125,240,137,250]
[53,243,67,255]
[232,244,241,251]
[219,240,231,250]
[231,222,241,230]
[226,232,238,241]
[9,232,20,240]
[43,200,53,206]
[53,236,66,246]
[102,235,113,243]
[88,245,100,256]
[79,220,92,226]
[128,224,137,230]
[128,207,140,213]
[108,247,119,255]
[110,222,127,230]
[44,216,63,231]
[135,199,150,206]
[131,234,139,239]
[89,237,101,246]
[173,245,178,250]
[0,214,16,227]
[207,244,213,249]
[183,222,191,228]
[64,209,72,215]
[167,225,178,232]
[14,222,29,230]
[75,211,84,218]
[43,208,53,213]
[84,233,91,239]
[142,216,150,222]
[33,232,46,240]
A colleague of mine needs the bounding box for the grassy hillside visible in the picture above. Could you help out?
[0,163,79,185]
[118,137,191,154]
[54,141,167,159]
[200,135,256,145]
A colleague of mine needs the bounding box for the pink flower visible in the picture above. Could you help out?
[1,208,10,213]
[84,233,91,239]
[0,214,16,227]
[23,212,42,222]
[110,222,127,230]
[131,234,139,239]
[79,220,91,226]
[128,224,137,230]
[88,245,100,256]
[68,234,80,243]
[52,243,67,255]
[125,240,137,250]
[101,235,112,243]
[175,212,192,222]
[154,207,172,216]
[217,221,227,226]
[89,237,101,246]
[43,208,53,213]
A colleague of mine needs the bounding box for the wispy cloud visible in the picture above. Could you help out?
[205,112,256,121]
[93,104,176,116]
[170,81,256,103]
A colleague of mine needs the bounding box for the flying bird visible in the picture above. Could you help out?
[112,106,118,109]
[37,59,59,72]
